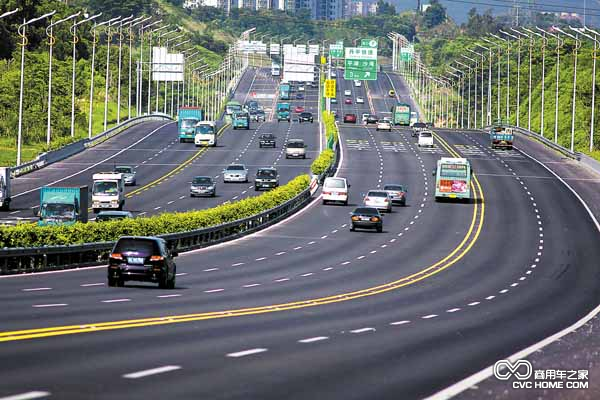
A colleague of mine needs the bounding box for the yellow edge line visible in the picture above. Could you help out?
[1,130,485,342]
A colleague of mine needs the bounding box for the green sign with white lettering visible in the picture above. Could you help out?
[329,43,344,58]
[360,38,378,48]
[344,47,378,81]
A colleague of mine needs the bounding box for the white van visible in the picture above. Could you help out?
[195,121,217,147]
[418,130,434,147]
[322,177,350,206]
[285,139,306,159]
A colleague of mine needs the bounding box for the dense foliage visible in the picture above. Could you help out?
[311,148,334,175]
[0,174,309,247]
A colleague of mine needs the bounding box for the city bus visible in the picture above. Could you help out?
[434,157,472,201]
[391,103,411,126]
[225,100,242,116]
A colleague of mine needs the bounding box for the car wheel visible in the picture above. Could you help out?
[343,200,348,206]
[376,226,383,233]
[254,186,259,191]
[167,274,176,290]
[179,138,183,143]
[108,277,117,287]
[190,194,194,198]
[350,226,355,232]
[93,208,100,214]
[159,273,169,289]
[322,199,327,205]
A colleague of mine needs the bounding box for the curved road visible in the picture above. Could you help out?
[0,71,598,400]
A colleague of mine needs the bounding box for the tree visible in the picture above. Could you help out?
[376,1,396,16]
[423,0,446,28]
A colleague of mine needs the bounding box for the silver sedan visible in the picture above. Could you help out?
[363,190,393,213]
[223,164,249,183]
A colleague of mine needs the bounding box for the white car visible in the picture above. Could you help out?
[322,177,350,206]
[361,113,370,124]
[418,130,434,147]
[298,86,305,92]
[354,80,362,87]
[376,120,392,131]
[331,71,337,78]
[344,90,351,97]
[356,97,364,104]
[363,190,393,213]
[285,139,307,159]
[223,164,249,183]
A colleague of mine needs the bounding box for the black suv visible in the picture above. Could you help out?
[259,133,276,148]
[255,167,279,191]
[108,236,177,289]
[299,112,314,123]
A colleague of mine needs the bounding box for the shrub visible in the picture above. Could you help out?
[311,148,335,175]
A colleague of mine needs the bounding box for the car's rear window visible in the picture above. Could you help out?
[114,167,132,174]
[368,191,388,197]
[227,165,245,171]
[287,141,304,148]
[114,239,159,256]
[300,113,311,117]
[354,207,378,215]
[257,169,277,177]
[193,177,212,184]
[261,134,274,139]
[384,185,404,191]
[324,179,346,189]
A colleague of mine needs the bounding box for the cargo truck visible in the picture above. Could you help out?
[38,186,88,226]
[0,167,10,211]
[92,172,125,213]
[178,107,203,143]
[276,103,291,122]
[490,120,514,150]
[232,111,250,130]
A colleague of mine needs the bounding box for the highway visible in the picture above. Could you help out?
[0,67,319,220]
[0,70,599,400]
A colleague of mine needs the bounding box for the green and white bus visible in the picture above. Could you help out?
[391,103,411,126]
[434,157,472,201]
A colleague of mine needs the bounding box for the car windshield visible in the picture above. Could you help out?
[181,119,198,128]
[98,213,129,221]
[325,179,346,189]
[354,207,378,215]
[227,165,245,171]
[114,167,132,174]
[92,181,118,195]
[41,203,75,219]
[257,111,265,115]
[420,132,432,138]
[113,238,159,257]
[235,112,248,118]
[257,169,277,178]
[384,185,404,192]
[287,141,304,148]
[300,113,311,117]
[193,177,213,185]
[261,134,274,139]
[368,191,388,197]
[196,125,214,134]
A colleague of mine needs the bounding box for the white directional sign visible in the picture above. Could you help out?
[270,43,280,55]
[237,40,267,54]
[308,44,320,55]
[152,47,184,82]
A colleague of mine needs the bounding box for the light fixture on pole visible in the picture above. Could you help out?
[69,13,100,140]
[0,8,19,19]
[45,11,80,146]
[16,10,56,166]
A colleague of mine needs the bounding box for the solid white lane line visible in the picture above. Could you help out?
[80,283,104,287]
[422,314,438,319]
[243,283,261,288]
[227,348,268,358]
[390,320,411,326]
[204,288,224,293]
[123,365,181,379]
[32,304,67,308]
[350,327,376,334]
[0,392,51,400]
[157,294,182,298]
[299,336,329,343]
[102,299,130,303]
[22,288,52,292]
[232,262,244,267]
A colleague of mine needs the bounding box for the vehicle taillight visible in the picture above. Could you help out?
[364,197,370,202]
[323,191,332,195]
[351,216,360,221]
[370,217,380,222]
[150,255,164,262]
[110,253,123,260]
[384,198,389,203]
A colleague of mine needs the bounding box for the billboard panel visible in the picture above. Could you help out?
[152,47,184,82]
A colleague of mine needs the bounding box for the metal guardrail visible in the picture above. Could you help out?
[0,188,312,275]
[10,114,173,178]
[497,125,580,160]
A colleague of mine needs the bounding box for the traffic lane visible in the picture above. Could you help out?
[0,121,175,216]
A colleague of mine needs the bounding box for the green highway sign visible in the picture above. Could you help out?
[360,38,378,48]
[400,45,414,62]
[329,43,344,58]
[344,46,378,81]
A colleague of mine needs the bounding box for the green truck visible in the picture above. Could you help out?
[38,186,88,226]
[391,103,411,126]
[490,120,514,149]
[277,103,290,122]
[178,107,203,143]
[279,83,290,100]
[232,111,250,130]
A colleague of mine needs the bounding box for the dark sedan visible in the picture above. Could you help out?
[350,207,383,233]
[299,112,314,123]
[259,133,276,148]
[108,236,177,288]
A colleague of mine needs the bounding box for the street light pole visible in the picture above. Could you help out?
[88,18,111,139]
[130,16,150,119]
[502,30,521,126]
[492,33,510,122]
[483,37,502,121]
[469,48,486,128]
[156,28,179,112]
[116,16,134,124]
[104,16,122,131]
[581,27,600,152]
[558,27,582,152]
[530,27,548,137]
[46,12,80,145]
[543,29,563,144]
[512,27,533,130]
[456,61,472,129]
[17,10,56,166]
[147,24,169,115]
[462,55,478,128]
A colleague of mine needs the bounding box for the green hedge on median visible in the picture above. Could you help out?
[310,149,335,175]
[0,175,310,248]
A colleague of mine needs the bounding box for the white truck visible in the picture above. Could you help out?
[0,167,11,211]
[91,172,125,213]
[194,121,218,147]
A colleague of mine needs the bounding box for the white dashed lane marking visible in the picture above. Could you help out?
[227,348,268,358]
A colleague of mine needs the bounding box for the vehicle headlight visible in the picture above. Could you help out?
[111,200,118,205]
[351,216,360,221]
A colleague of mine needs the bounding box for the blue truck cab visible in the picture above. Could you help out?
[277,103,290,122]
[177,107,203,143]
[232,111,250,130]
